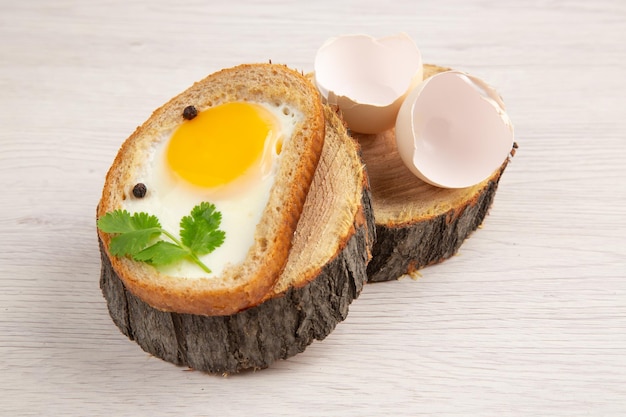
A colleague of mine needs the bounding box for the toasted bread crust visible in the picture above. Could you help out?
[97,64,325,316]
[270,105,372,296]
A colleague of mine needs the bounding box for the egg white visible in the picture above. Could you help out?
[122,101,303,278]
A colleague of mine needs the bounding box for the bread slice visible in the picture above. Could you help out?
[355,64,514,282]
[97,63,325,316]
[100,104,374,373]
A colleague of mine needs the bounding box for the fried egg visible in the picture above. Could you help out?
[121,101,302,278]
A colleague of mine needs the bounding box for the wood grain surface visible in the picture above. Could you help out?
[1,1,625,416]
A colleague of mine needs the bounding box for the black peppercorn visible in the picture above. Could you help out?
[132,183,147,198]
[183,105,198,120]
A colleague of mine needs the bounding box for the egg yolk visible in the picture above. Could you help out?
[167,102,280,188]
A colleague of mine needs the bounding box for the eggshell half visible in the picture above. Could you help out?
[314,33,423,134]
[395,71,514,188]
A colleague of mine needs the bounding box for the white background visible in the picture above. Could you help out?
[1,1,625,415]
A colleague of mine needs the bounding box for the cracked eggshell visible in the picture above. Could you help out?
[314,33,423,134]
[395,70,514,188]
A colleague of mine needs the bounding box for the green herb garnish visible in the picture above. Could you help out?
[97,202,225,273]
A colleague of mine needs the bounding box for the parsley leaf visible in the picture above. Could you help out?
[133,241,189,266]
[97,203,225,274]
[180,202,226,255]
[97,210,161,234]
[97,210,161,257]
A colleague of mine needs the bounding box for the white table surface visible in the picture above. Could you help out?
[2,1,625,416]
